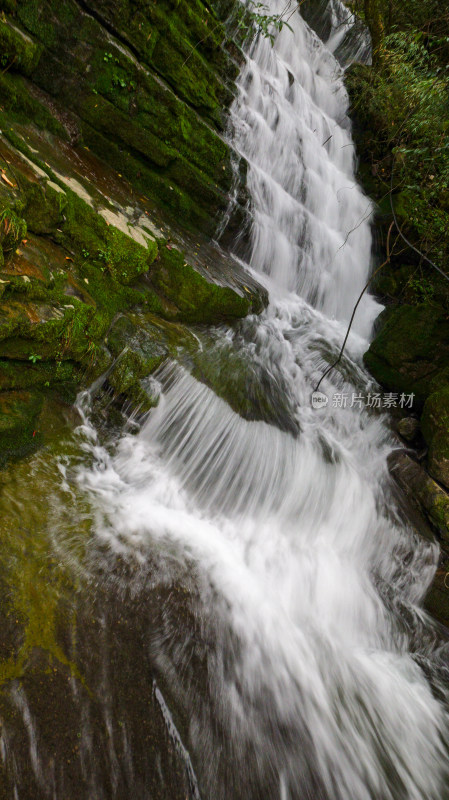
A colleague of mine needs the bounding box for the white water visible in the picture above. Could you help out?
[72,4,449,799]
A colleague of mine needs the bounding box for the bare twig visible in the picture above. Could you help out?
[314,221,394,392]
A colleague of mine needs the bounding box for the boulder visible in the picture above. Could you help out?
[389,450,449,542]
[422,387,449,491]
[397,416,420,443]
[0,388,43,463]
[364,303,449,406]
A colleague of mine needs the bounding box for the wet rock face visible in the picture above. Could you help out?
[364,304,449,537]
[0,0,268,464]
[300,0,371,66]
[364,304,449,408]
[0,389,43,463]
[422,387,449,492]
[397,416,420,444]
[0,129,262,461]
[390,451,449,543]
[0,0,247,235]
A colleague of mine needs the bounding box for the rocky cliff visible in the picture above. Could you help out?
[0,0,267,463]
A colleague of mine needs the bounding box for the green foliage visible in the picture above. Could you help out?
[0,207,27,252]
[347,8,449,300]
[408,275,435,304]
[237,1,294,45]
[348,0,449,63]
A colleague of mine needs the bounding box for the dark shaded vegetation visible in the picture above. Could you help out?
[346,0,449,548]
[347,0,449,309]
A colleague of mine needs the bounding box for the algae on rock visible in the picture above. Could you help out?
[422,388,449,492]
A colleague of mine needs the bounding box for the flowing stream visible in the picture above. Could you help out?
[2,2,449,799]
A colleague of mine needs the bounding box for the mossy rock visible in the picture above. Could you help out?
[190,327,299,434]
[151,247,251,324]
[0,299,66,348]
[391,451,449,542]
[0,208,27,254]
[425,552,449,629]
[106,314,169,362]
[0,294,101,362]
[422,387,449,491]
[0,16,42,76]
[22,179,66,235]
[107,343,165,394]
[56,189,158,286]
[364,303,449,406]
[0,72,67,137]
[0,388,43,464]
[107,355,161,412]
[107,349,146,395]
[371,263,417,301]
[0,358,76,390]
[3,0,237,237]
[107,227,157,285]
[105,313,170,405]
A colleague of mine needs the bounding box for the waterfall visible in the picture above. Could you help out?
[73,3,449,799]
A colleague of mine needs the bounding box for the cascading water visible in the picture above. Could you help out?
[69,3,449,798]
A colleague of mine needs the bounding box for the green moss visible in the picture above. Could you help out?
[54,188,158,285]
[364,303,449,405]
[0,72,66,136]
[76,260,142,320]
[15,0,58,48]
[105,313,168,399]
[107,227,158,285]
[0,388,43,463]
[57,190,107,256]
[0,16,42,75]
[22,179,66,235]
[104,311,206,410]
[74,91,176,168]
[427,493,449,538]
[125,377,160,412]
[134,83,231,185]
[0,358,76,390]
[421,387,449,490]
[151,246,251,324]
[0,457,84,687]
[83,0,234,123]
[3,0,234,235]
[190,331,299,433]
[0,207,27,253]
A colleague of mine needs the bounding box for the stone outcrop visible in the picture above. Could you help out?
[0,0,247,234]
[364,304,449,408]
[422,387,449,491]
[390,451,449,542]
[0,0,268,463]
